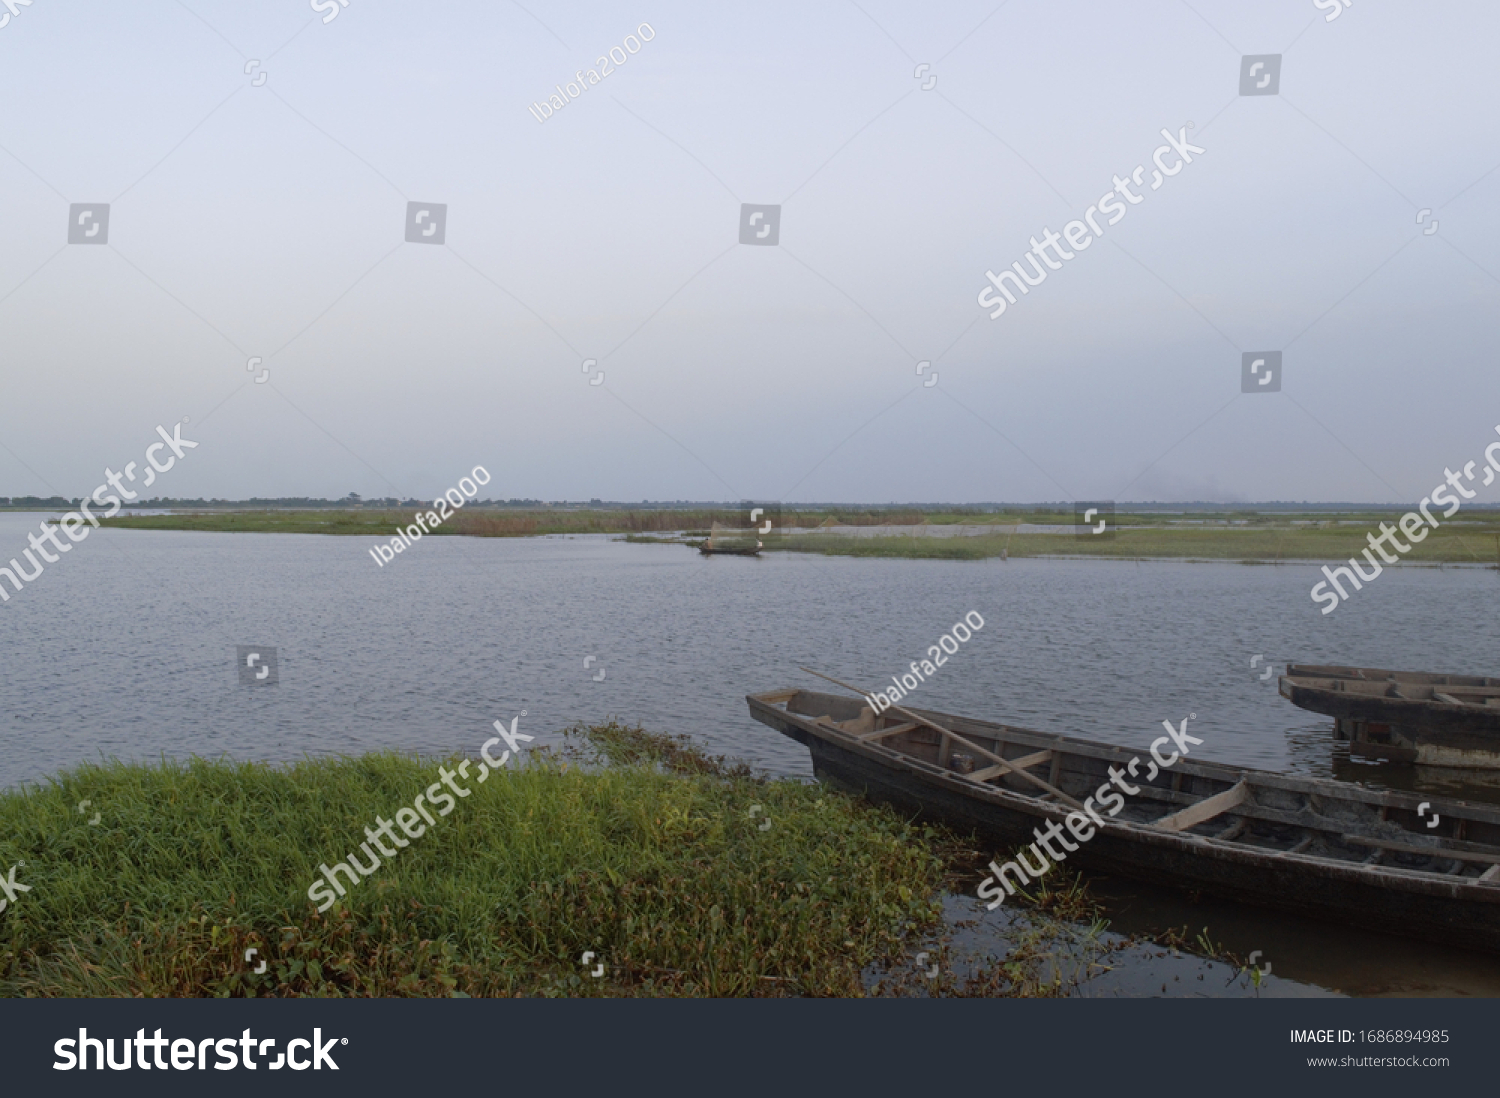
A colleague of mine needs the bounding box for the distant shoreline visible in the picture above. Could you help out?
[48,507,1500,566]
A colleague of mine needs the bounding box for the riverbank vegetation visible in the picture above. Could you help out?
[90,505,962,538]
[0,725,957,997]
[0,724,1262,997]
[90,507,1500,564]
[765,519,1500,564]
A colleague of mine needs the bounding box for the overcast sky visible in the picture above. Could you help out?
[1,0,1498,505]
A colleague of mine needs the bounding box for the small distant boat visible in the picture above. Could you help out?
[698,522,761,556]
[699,541,761,556]
[748,675,1500,952]
[1281,664,1500,769]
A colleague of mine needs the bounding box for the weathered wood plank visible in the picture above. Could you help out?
[797,667,1085,810]
[1215,818,1247,843]
[1124,782,1500,856]
[1340,834,1500,866]
[968,749,1052,784]
[1154,781,1250,833]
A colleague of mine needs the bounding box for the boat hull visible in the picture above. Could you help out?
[749,688,1500,953]
[1282,664,1500,769]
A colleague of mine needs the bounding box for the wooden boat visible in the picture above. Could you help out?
[1281,664,1500,769]
[747,682,1500,952]
[699,541,761,556]
[698,521,761,556]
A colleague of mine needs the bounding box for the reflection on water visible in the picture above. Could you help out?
[1287,721,1500,807]
[870,893,1341,998]
[1333,750,1500,804]
[1087,876,1500,998]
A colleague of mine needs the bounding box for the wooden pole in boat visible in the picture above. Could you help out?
[797,666,1084,811]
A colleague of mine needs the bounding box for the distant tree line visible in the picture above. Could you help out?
[0,496,73,508]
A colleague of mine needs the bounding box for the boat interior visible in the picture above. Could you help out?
[1285,665,1500,708]
[751,687,1500,886]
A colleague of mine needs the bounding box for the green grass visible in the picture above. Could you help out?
[95,508,777,538]
[0,724,945,997]
[92,506,946,539]
[765,520,1500,564]
[93,507,1500,563]
[768,535,1014,560]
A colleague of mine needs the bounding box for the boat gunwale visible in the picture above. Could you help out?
[1282,674,1500,711]
[1285,663,1500,688]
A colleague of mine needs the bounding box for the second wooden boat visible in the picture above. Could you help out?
[1281,663,1500,769]
[747,680,1500,953]
[698,521,761,556]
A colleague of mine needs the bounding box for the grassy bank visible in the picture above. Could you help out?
[94,508,722,538]
[92,507,1500,563]
[0,725,949,997]
[92,507,927,538]
[766,521,1500,564]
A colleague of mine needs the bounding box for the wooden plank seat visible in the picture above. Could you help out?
[967,749,1053,784]
[858,721,921,741]
[1154,780,1250,833]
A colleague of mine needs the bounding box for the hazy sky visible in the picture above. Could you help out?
[2,0,1498,504]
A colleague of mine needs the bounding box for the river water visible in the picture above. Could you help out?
[2,513,1498,994]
